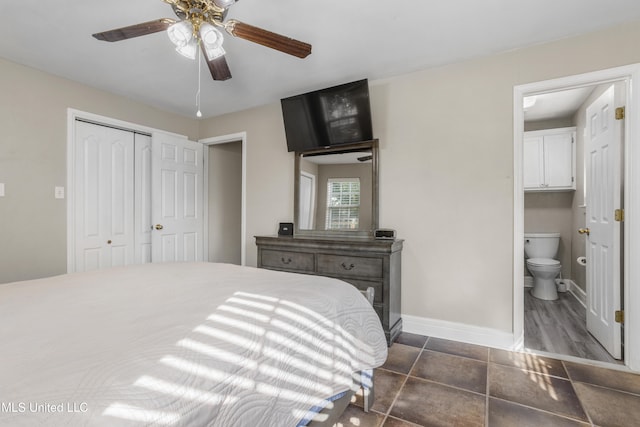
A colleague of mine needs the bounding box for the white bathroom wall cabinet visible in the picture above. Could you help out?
[523,127,576,192]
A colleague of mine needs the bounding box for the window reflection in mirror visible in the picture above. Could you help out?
[295,140,378,236]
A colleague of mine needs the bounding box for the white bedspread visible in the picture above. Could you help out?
[0,263,387,426]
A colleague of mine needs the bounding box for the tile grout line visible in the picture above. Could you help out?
[379,336,432,426]
[485,347,490,427]
[562,359,595,427]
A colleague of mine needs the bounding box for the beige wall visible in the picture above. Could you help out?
[0,57,198,284]
[199,20,640,334]
[3,19,640,335]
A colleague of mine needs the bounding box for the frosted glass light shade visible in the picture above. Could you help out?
[176,40,198,59]
[167,21,194,47]
[200,23,226,59]
[213,0,237,8]
[168,21,197,59]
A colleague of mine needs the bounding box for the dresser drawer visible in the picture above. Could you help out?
[317,254,383,279]
[261,249,315,272]
[341,279,383,304]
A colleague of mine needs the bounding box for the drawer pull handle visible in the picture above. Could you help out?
[281,257,293,265]
[341,262,356,271]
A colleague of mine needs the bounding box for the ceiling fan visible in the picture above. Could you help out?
[92,0,312,81]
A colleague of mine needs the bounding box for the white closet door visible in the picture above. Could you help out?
[151,132,204,262]
[134,133,153,264]
[74,121,135,271]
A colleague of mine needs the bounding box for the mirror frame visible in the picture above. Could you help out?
[294,139,379,237]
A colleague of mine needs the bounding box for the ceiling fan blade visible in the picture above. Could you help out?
[225,20,312,59]
[93,19,176,42]
[201,43,232,81]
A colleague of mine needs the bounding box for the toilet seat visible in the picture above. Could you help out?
[527,258,560,267]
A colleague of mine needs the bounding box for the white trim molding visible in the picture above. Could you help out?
[513,64,640,372]
[200,132,247,266]
[403,314,516,351]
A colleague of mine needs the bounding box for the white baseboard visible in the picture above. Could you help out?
[402,314,516,351]
[568,280,587,308]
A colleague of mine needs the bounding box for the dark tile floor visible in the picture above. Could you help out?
[334,333,640,427]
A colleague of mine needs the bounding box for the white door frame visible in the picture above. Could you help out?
[66,108,189,273]
[513,64,640,371]
[200,132,247,266]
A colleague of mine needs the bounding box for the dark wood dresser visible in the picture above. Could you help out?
[255,235,403,345]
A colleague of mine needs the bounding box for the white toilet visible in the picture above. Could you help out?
[524,232,562,300]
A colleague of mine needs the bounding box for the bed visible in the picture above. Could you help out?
[0,262,387,426]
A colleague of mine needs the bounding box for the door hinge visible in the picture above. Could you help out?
[615,209,625,222]
[615,107,625,120]
[615,310,624,324]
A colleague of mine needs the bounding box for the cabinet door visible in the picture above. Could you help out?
[523,136,544,189]
[543,133,574,189]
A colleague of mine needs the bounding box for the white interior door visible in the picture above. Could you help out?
[134,133,153,264]
[151,132,204,262]
[74,121,135,271]
[299,171,316,229]
[585,84,623,359]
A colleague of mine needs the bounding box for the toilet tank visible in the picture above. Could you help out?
[524,232,560,259]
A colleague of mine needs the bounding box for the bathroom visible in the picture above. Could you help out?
[522,82,624,365]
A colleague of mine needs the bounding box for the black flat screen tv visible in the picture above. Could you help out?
[281,79,373,152]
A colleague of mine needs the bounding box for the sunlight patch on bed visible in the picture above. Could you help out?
[105,286,380,425]
[177,338,258,370]
[134,376,236,405]
[206,313,266,335]
[193,325,259,350]
[217,304,271,322]
[160,356,256,389]
[227,296,275,312]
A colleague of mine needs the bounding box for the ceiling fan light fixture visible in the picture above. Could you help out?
[212,0,237,9]
[168,20,194,47]
[200,23,224,49]
[176,39,198,59]
[200,23,226,59]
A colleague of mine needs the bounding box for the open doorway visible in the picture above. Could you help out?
[521,83,624,364]
[201,132,247,266]
[513,64,640,372]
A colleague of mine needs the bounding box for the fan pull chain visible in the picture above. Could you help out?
[196,42,202,118]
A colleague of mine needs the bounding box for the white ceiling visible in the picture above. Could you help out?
[524,87,595,122]
[1,1,640,119]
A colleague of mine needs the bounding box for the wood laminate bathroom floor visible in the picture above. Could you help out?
[524,289,621,365]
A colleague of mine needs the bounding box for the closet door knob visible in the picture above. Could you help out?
[155,224,164,230]
[578,228,590,236]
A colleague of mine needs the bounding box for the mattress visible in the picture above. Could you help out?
[0,262,387,426]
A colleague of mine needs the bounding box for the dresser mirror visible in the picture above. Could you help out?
[294,140,378,237]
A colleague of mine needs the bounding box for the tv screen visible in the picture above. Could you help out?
[281,79,373,152]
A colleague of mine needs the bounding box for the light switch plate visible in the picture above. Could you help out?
[0,183,4,197]
[55,186,65,199]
